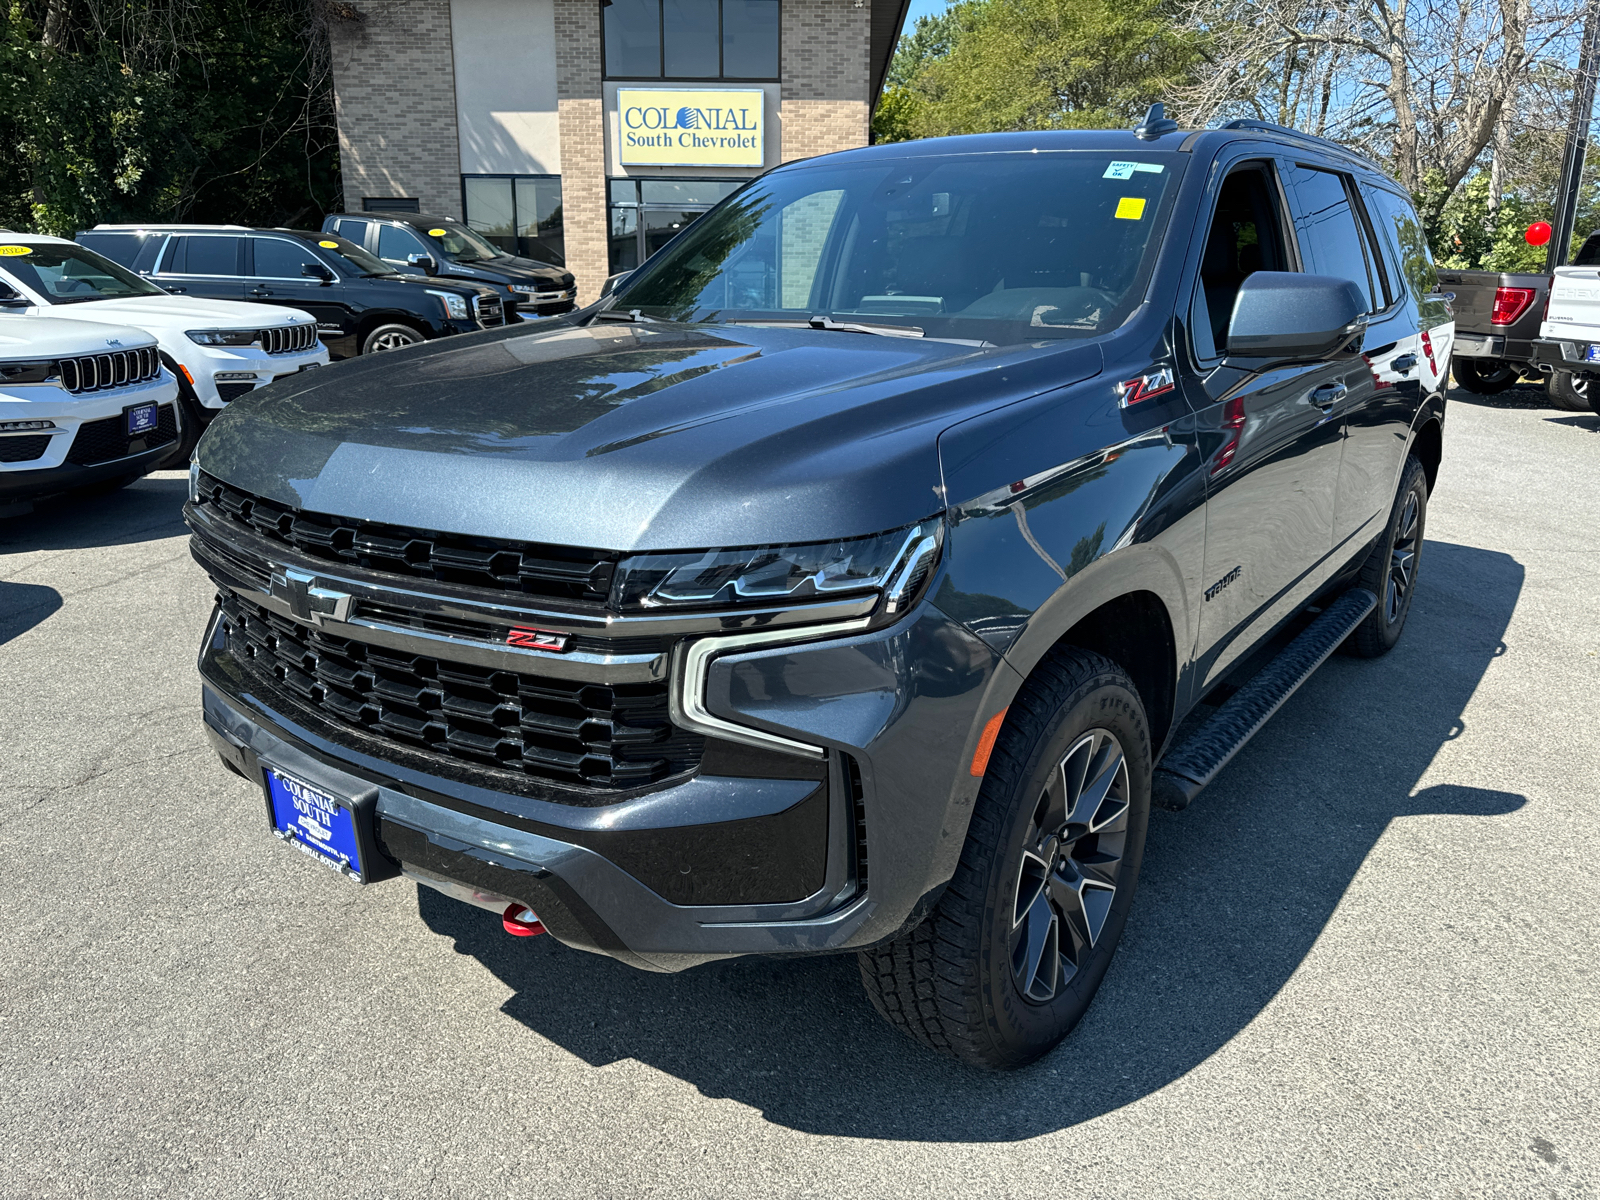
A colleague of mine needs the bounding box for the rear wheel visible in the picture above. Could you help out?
[1347,455,1428,658]
[858,648,1151,1069]
[1546,371,1593,412]
[361,323,425,354]
[1451,358,1520,394]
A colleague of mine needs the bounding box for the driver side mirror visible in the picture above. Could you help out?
[301,261,334,283]
[0,283,26,308]
[1225,272,1367,361]
[406,253,438,275]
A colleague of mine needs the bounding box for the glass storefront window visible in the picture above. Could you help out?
[461,175,565,265]
[608,178,746,273]
[603,0,779,80]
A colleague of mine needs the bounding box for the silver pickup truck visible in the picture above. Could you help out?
[1530,232,1600,415]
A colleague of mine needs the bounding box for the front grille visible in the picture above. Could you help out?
[261,325,318,354]
[194,471,616,603]
[474,294,505,327]
[0,435,52,463]
[57,347,160,394]
[65,404,178,466]
[216,382,257,403]
[219,592,702,790]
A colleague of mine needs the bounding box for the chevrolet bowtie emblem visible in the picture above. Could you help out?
[270,567,353,626]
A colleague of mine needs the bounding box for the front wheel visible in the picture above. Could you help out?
[1451,357,1520,394]
[1546,370,1596,414]
[858,648,1151,1069]
[361,323,425,354]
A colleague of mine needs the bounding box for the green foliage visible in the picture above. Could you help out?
[1427,163,1600,271]
[874,0,1198,143]
[1,1,339,237]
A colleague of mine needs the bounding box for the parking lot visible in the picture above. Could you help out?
[1,385,1596,1198]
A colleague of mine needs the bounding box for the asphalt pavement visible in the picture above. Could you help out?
[2,385,1596,1198]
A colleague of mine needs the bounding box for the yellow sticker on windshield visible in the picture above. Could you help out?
[1114,197,1146,220]
[0,245,32,256]
[427,228,447,237]
[318,239,339,248]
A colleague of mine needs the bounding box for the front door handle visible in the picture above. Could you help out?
[249,287,272,297]
[1311,382,1347,409]
[165,286,187,294]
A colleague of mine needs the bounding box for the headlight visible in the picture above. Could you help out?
[429,290,470,320]
[509,283,542,295]
[188,460,201,503]
[612,519,942,614]
[186,329,259,346]
[0,360,59,384]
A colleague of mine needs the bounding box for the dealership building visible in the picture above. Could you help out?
[328,0,907,302]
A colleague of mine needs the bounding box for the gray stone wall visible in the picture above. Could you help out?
[329,0,464,217]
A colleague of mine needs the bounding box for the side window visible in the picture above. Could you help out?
[251,237,322,279]
[173,236,242,277]
[1190,162,1293,361]
[1365,188,1437,298]
[1288,166,1378,311]
[1350,188,1394,307]
[332,219,368,244]
[376,224,429,264]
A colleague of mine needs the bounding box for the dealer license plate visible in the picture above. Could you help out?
[1584,345,1600,362]
[265,767,366,881]
[126,402,158,436]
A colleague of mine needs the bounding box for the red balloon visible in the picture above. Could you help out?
[1526,221,1553,247]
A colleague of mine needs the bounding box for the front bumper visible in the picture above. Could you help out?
[184,344,331,409]
[195,586,1011,972]
[509,290,578,320]
[0,374,183,500]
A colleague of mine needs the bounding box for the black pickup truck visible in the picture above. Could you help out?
[184,113,1452,1069]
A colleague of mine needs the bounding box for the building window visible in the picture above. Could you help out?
[602,0,779,80]
[608,177,746,273]
[460,175,565,265]
[363,197,420,213]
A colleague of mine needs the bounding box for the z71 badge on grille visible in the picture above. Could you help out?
[506,626,570,652]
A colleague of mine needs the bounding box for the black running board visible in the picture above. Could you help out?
[1151,588,1377,812]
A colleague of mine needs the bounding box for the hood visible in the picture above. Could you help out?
[39,294,317,329]
[196,319,1102,551]
[0,312,157,359]
[443,256,568,286]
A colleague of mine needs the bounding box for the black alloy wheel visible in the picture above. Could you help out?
[858,647,1151,1070]
[1010,729,1131,1003]
[1347,454,1428,658]
[1451,357,1520,394]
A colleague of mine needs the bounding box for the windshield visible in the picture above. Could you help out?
[609,151,1183,343]
[0,243,167,304]
[301,232,396,277]
[422,222,504,264]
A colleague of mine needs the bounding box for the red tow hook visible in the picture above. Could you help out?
[501,903,546,937]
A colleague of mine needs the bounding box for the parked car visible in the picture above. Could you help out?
[184,113,1451,1069]
[0,232,325,452]
[1437,267,1557,399]
[78,226,506,360]
[321,212,577,320]
[1531,231,1600,415]
[0,312,182,510]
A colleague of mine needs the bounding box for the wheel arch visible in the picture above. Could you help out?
[354,311,431,348]
[1409,414,1443,494]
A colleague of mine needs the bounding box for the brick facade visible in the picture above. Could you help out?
[554,0,610,306]
[329,0,464,217]
[780,0,870,160]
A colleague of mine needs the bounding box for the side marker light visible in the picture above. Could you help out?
[970,707,1009,777]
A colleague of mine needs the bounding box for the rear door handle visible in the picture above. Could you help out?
[1312,382,1347,408]
[1393,353,1418,374]
[249,287,272,297]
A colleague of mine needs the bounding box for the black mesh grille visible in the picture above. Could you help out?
[219,592,702,790]
[195,472,616,603]
[65,404,178,466]
[0,435,52,463]
[216,382,257,403]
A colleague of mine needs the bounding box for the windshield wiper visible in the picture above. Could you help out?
[731,315,924,338]
[594,308,661,324]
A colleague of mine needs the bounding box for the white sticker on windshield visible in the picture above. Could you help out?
[1103,161,1165,180]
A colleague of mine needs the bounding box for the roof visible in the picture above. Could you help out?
[0,232,73,244]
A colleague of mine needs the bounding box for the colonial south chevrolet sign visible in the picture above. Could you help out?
[617,88,764,167]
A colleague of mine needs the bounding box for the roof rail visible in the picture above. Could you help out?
[1134,103,1181,141]
[90,223,254,231]
[1220,119,1371,166]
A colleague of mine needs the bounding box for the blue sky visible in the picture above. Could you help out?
[899,0,949,36]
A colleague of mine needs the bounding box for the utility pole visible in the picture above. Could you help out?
[1551,0,1600,269]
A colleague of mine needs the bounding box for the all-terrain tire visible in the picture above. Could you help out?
[1346,455,1428,658]
[858,647,1151,1070]
[1451,357,1519,394]
[1546,371,1594,413]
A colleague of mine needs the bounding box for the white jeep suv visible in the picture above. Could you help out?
[0,313,182,511]
[0,233,327,447]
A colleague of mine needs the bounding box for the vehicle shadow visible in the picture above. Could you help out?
[0,471,189,555]
[1544,414,1599,431]
[417,538,1524,1141]
[0,581,63,647]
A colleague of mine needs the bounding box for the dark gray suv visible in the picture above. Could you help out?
[186,114,1451,1068]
